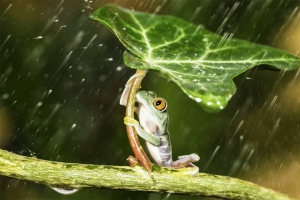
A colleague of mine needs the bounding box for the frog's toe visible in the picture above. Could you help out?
[178,153,200,162]
[124,117,139,126]
[187,164,199,175]
[177,164,199,176]
[190,153,200,162]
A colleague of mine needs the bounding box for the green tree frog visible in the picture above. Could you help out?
[120,81,200,175]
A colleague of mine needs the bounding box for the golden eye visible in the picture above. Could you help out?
[153,98,167,111]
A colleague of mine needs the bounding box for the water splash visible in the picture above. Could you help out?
[51,187,79,195]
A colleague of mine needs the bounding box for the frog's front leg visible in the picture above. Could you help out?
[124,117,160,146]
[171,153,200,175]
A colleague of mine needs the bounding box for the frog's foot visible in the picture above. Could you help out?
[120,72,146,106]
[172,153,200,167]
[171,153,200,175]
[124,116,139,126]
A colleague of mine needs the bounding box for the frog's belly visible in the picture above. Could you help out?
[146,142,163,166]
[146,141,173,166]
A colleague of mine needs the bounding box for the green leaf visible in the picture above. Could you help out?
[91,4,300,112]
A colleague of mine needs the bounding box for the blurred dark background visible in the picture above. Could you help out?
[0,0,299,199]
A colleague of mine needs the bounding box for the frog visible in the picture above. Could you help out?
[120,78,199,175]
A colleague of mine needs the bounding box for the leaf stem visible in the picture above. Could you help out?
[124,69,153,172]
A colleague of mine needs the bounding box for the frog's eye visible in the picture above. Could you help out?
[153,98,167,112]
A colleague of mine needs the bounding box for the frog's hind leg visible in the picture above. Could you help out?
[171,153,200,175]
[172,153,200,167]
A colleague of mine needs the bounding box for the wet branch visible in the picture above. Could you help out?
[0,149,294,200]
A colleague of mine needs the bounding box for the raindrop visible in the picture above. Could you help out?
[163,193,172,200]
[0,4,12,19]
[195,98,201,102]
[51,187,79,195]
[19,146,36,157]
[33,36,43,39]
[70,124,76,130]
[116,66,122,71]
[48,90,53,95]
[1,35,11,49]
[207,102,212,105]
[76,65,83,71]
[2,93,9,99]
[240,135,244,141]
[203,145,220,171]
[99,75,106,82]
[67,31,84,50]
[81,78,85,83]
[106,57,113,61]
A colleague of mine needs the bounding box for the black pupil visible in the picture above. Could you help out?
[155,100,162,106]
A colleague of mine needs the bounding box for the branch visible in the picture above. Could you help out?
[0,149,294,200]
